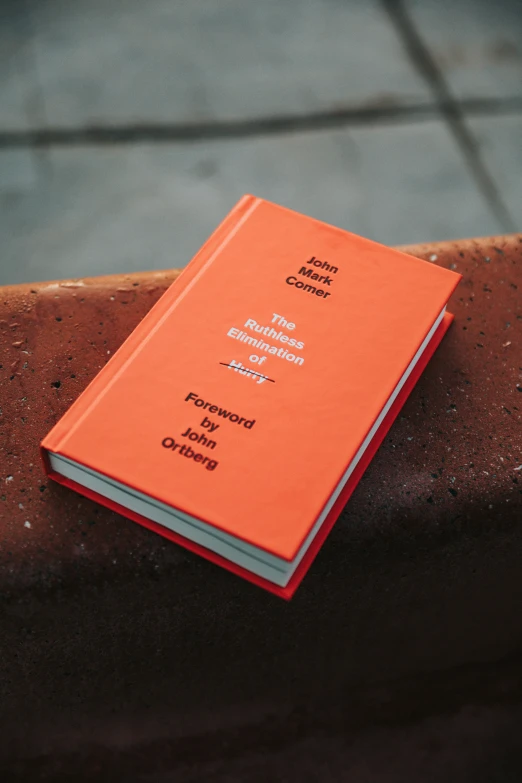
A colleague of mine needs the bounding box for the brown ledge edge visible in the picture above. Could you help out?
[1,235,521,770]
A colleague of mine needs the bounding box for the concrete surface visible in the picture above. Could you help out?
[27,0,431,126]
[468,114,522,210]
[1,0,521,286]
[0,122,505,284]
[404,0,522,100]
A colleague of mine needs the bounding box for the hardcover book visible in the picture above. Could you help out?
[41,195,461,598]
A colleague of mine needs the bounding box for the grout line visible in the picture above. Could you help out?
[0,105,442,148]
[453,96,522,116]
[381,0,517,233]
[0,98,521,151]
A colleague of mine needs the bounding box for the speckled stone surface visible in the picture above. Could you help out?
[1,236,521,779]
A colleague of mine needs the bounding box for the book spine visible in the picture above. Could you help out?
[41,194,260,461]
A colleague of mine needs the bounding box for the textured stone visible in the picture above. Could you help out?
[0,236,521,779]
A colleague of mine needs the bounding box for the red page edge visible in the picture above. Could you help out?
[41,312,454,600]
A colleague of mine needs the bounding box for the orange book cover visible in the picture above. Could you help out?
[41,195,461,597]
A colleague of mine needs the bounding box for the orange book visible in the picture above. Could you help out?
[41,196,461,598]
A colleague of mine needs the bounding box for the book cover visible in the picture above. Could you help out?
[41,195,461,597]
